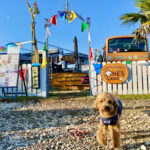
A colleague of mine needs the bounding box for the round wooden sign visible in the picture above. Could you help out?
[100,63,129,84]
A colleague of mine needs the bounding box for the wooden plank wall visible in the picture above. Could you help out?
[91,61,150,95]
[50,73,89,90]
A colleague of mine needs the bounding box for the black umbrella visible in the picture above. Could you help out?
[73,36,78,59]
[73,36,79,71]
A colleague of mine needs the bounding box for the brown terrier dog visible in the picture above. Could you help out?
[93,92,123,148]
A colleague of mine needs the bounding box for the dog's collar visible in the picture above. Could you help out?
[100,98,123,126]
[100,114,118,126]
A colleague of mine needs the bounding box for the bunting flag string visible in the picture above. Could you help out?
[49,10,88,33]
[68,10,78,23]
[93,64,103,75]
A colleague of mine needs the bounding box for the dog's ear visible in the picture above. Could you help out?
[93,98,100,110]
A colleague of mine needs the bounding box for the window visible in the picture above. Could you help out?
[108,37,147,53]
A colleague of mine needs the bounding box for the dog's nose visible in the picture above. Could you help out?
[104,106,110,111]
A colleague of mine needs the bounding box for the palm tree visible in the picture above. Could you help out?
[120,0,150,39]
[25,0,40,63]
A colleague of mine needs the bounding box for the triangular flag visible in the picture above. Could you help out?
[43,42,46,52]
[19,69,28,81]
[60,12,65,20]
[89,47,93,60]
[93,64,103,75]
[41,56,47,68]
[41,43,47,68]
[81,21,88,32]
[68,10,78,23]
[49,15,57,25]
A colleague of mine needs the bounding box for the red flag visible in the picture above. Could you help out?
[49,15,57,25]
[89,47,93,60]
[19,69,27,81]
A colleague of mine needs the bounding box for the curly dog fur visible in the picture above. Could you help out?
[93,92,122,148]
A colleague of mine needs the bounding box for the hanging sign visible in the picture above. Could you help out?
[100,63,129,84]
[31,63,40,89]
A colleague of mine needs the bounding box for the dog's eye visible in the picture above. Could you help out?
[108,100,112,104]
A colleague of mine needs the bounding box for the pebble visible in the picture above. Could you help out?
[141,145,147,150]
[145,141,150,146]
[0,99,150,150]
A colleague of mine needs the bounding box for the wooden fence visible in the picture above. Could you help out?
[91,61,150,95]
[0,64,47,98]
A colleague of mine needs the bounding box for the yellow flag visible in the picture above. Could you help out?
[41,56,47,69]
[68,11,78,23]
[41,43,47,68]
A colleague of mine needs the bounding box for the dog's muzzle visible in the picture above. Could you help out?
[104,106,110,111]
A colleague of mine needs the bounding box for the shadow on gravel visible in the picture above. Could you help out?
[122,130,150,141]
[0,108,96,132]
[121,142,144,149]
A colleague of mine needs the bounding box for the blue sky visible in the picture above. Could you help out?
[0,0,139,55]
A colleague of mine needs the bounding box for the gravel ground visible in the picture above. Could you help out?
[0,93,150,150]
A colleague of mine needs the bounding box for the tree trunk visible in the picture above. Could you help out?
[32,22,39,63]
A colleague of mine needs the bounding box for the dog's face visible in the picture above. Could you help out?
[93,92,119,118]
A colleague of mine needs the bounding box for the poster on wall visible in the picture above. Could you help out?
[0,54,19,87]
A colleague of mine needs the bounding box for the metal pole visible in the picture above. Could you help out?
[87,17,92,96]
[45,22,50,98]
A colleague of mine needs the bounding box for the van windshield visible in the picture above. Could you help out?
[108,37,147,53]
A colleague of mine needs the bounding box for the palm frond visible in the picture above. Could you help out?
[135,0,150,11]
[120,13,148,25]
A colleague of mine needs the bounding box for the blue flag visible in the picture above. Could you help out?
[60,12,65,20]
[93,63,103,75]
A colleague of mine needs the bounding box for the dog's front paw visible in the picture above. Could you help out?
[97,133,107,147]
[112,141,120,148]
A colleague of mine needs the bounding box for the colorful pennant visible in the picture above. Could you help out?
[49,15,57,25]
[81,21,88,32]
[68,10,78,23]
[60,12,65,20]
[93,64,103,75]
[19,69,27,81]
[41,42,47,69]
[89,47,93,60]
